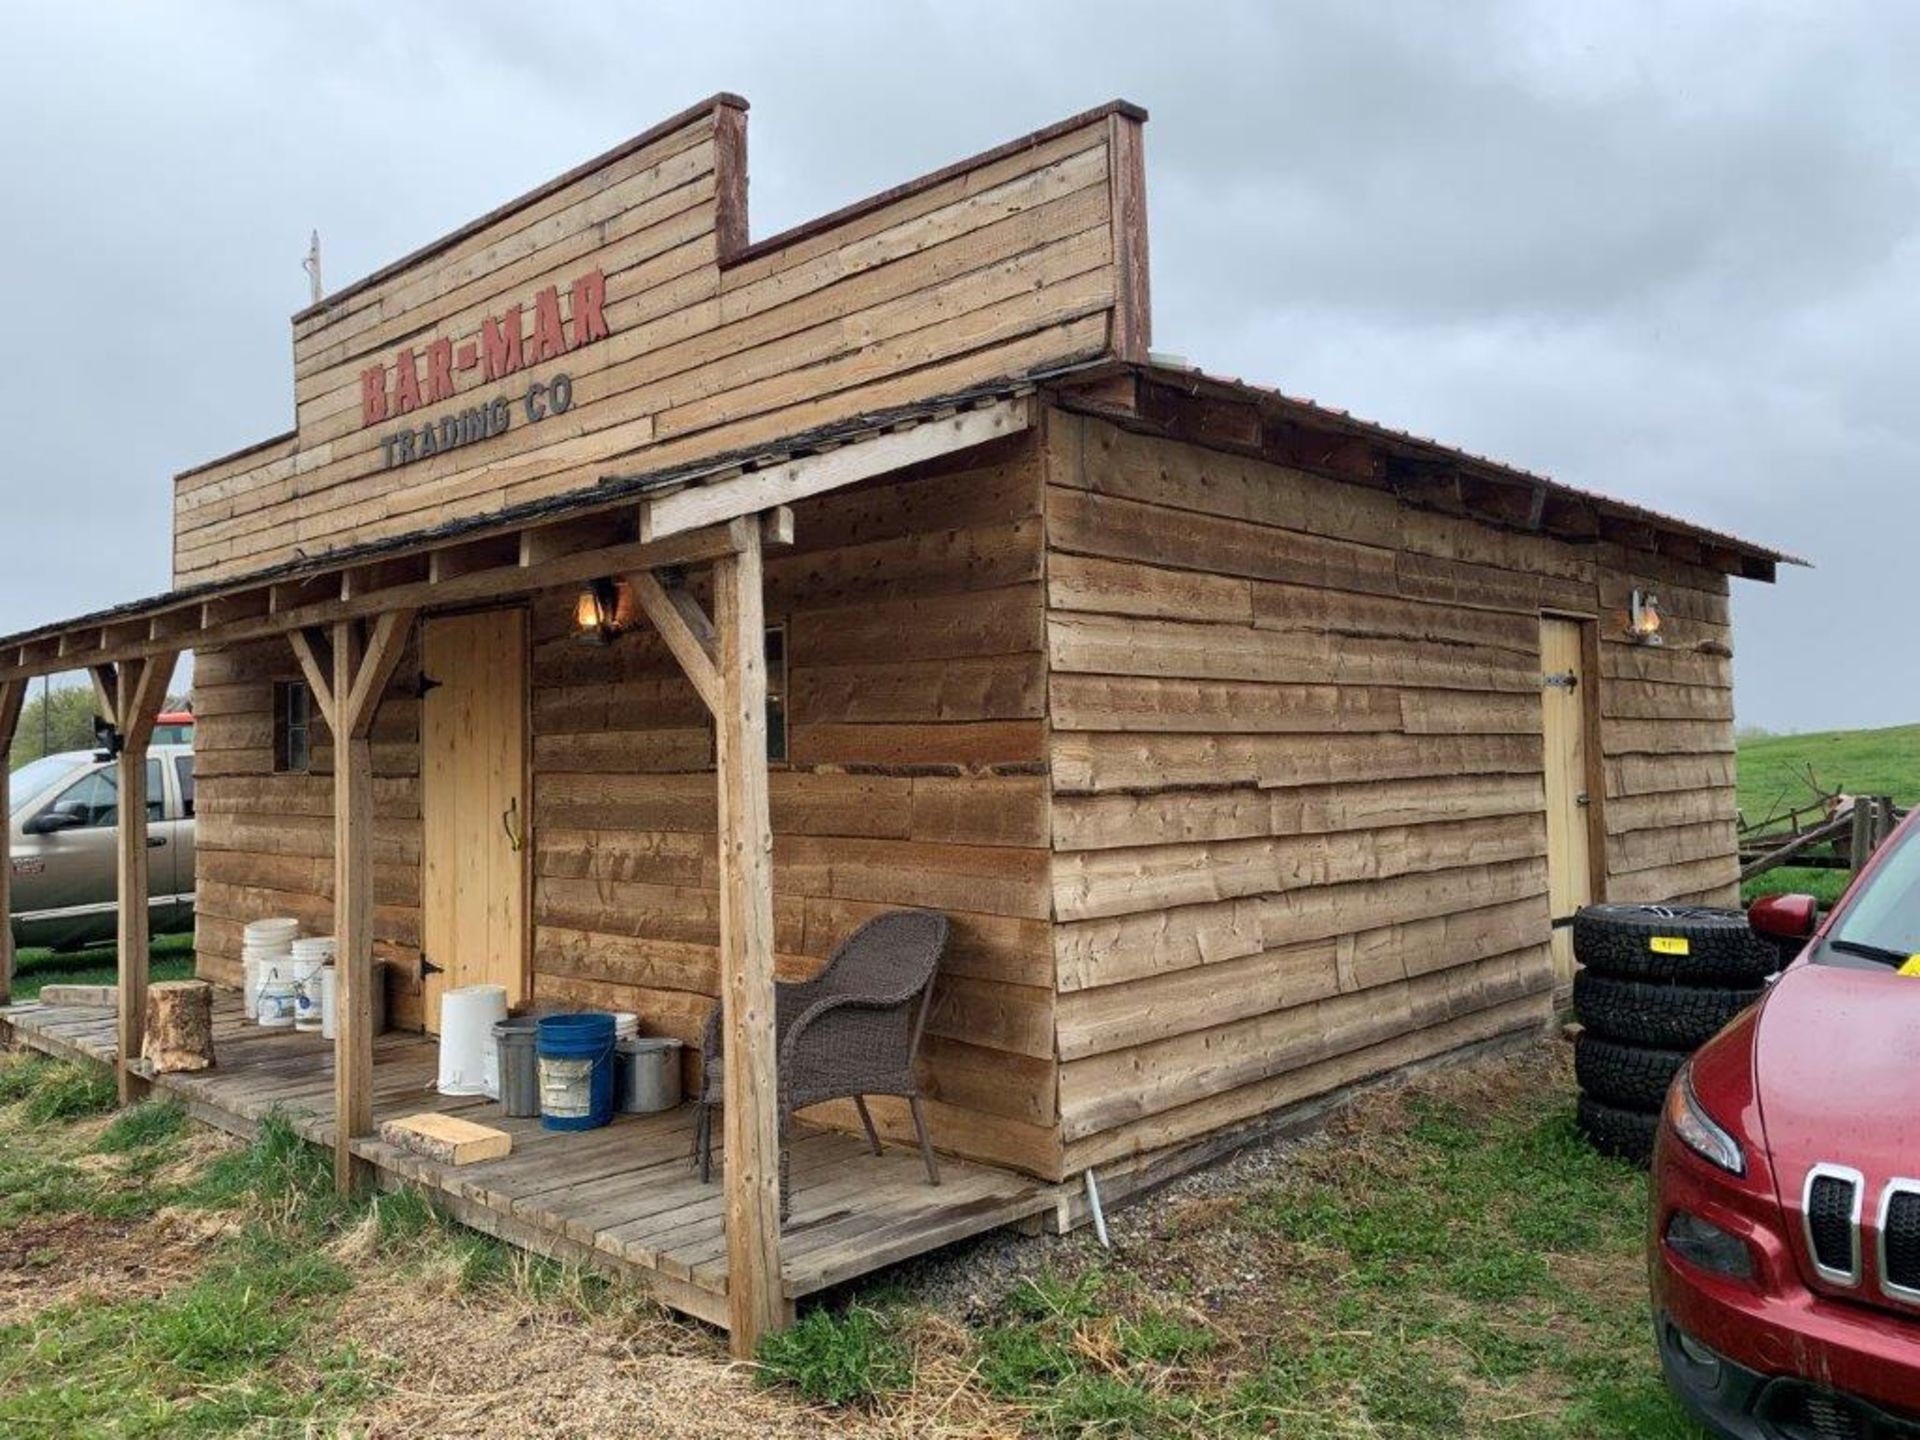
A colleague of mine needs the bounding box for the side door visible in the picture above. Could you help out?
[1540,616,1602,990]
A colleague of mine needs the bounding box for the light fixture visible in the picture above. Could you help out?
[1627,589,1664,646]
[573,577,631,646]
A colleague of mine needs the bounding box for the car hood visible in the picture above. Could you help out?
[1755,961,1920,1177]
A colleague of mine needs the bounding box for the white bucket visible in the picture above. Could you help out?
[245,917,300,946]
[611,1012,639,1040]
[291,957,326,1032]
[439,984,509,1096]
[258,973,297,1028]
[242,955,264,1019]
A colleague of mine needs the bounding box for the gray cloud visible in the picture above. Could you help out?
[0,0,1910,730]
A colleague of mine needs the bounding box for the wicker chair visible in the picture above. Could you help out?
[693,910,948,1217]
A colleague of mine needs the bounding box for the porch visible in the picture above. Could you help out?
[0,985,1058,1329]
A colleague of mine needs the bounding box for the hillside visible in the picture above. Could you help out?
[1738,722,1920,825]
[1737,722,1920,903]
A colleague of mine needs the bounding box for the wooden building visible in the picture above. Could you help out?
[0,95,1792,1351]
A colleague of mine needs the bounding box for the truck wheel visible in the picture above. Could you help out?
[1576,1095,1658,1167]
[1571,903,1776,985]
[1572,970,1761,1049]
[1573,1034,1687,1112]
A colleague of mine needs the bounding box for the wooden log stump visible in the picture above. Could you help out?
[144,980,215,1073]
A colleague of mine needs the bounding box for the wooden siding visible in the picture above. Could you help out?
[192,638,429,1031]
[192,436,1062,1180]
[173,100,1145,587]
[1043,410,1739,1170]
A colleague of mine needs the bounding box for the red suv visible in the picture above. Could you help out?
[1654,808,1920,1438]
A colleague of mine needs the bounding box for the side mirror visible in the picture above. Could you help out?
[23,807,85,836]
[1748,893,1819,942]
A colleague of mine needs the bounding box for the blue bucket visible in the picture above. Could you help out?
[536,1012,617,1131]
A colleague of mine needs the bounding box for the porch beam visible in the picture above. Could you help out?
[640,397,1031,542]
[0,680,28,1007]
[330,609,417,1194]
[88,664,119,728]
[114,651,178,1105]
[711,519,786,1356]
[0,518,750,686]
[288,628,339,731]
[628,571,720,715]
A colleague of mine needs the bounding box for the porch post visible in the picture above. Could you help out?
[113,653,178,1104]
[313,610,414,1194]
[711,523,785,1356]
[0,680,27,1008]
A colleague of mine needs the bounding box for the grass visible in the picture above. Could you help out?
[756,1047,1699,1438]
[0,1048,650,1435]
[1737,722,1920,905]
[9,929,195,1002]
[0,1034,1697,1437]
[757,1304,914,1406]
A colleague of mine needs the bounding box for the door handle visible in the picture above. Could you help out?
[1576,793,1591,808]
[147,836,167,847]
[501,797,524,852]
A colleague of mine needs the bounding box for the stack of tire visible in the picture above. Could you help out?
[1571,903,1777,1166]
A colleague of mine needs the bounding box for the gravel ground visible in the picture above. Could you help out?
[881,1032,1557,1326]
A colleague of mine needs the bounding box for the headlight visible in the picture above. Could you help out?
[1664,1065,1746,1177]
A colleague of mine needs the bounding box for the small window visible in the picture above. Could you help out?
[175,755,195,818]
[274,680,314,774]
[765,622,788,765]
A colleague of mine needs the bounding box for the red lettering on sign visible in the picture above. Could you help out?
[360,366,389,426]
[531,285,567,364]
[426,337,455,404]
[482,306,523,381]
[359,268,614,431]
[570,269,608,348]
[392,347,422,415]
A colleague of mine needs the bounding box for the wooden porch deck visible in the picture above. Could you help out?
[0,988,1058,1332]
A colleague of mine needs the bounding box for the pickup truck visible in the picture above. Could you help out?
[7,743,197,951]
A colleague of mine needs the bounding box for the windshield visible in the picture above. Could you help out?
[8,755,82,813]
[1819,821,1920,965]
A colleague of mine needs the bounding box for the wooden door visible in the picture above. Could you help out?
[1540,617,1599,986]
[421,609,528,1033]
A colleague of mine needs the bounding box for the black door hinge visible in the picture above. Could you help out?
[420,953,444,979]
[412,673,443,698]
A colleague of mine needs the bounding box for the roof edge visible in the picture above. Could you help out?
[1047,360,1804,576]
[174,428,298,485]
[723,98,1148,271]
[291,91,749,325]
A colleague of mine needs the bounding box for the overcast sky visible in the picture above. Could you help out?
[0,1,1911,733]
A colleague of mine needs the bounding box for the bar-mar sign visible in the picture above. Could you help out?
[359,268,609,469]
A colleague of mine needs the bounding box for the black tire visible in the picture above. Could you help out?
[1574,1034,1687,1112]
[1572,970,1761,1049]
[1571,903,1775,985]
[1577,1095,1658,1168]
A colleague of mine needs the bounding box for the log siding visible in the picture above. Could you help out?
[1042,409,1738,1171]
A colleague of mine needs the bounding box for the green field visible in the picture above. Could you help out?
[1738,722,1920,904]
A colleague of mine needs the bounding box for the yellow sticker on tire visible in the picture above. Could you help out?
[1898,956,1920,978]
[1650,936,1690,956]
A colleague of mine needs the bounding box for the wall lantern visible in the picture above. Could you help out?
[1626,589,1664,646]
[573,577,633,646]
